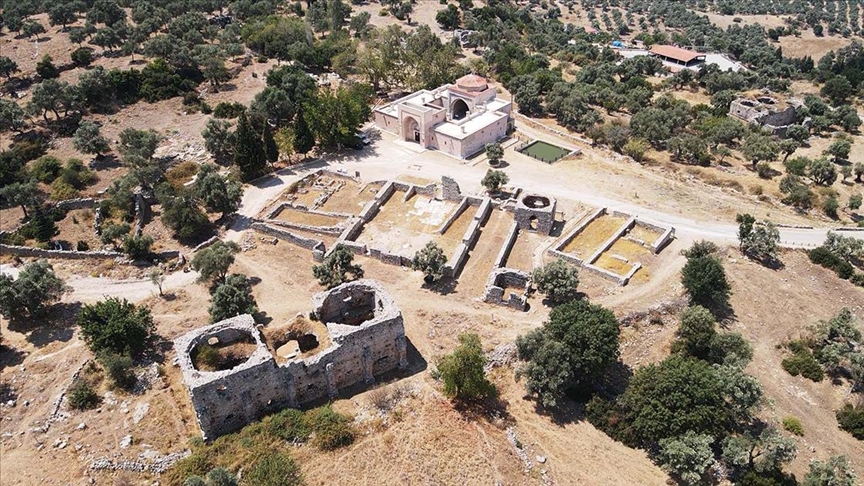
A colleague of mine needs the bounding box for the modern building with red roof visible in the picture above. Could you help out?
[373,74,513,159]
[648,45,706,67]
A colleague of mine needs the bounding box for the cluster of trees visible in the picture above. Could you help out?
[190,241,258,323]
[206,65,371,168]
[782,308,864,391]
[583,240,801,484]
[808,232,864,286]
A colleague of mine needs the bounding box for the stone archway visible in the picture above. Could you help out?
[451,98,469,120]
[403,116,420,143]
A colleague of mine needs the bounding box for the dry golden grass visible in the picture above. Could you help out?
[274,208,346,227]
[562,215,627,257]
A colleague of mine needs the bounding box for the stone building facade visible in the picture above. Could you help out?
[174,280,407,440]
[373,74,513,159]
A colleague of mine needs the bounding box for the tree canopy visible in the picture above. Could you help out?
[516,299,620,408]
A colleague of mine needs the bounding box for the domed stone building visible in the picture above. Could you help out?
[373,74,513,159]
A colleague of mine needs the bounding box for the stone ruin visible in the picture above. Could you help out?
[728,96,799,136]
[483,268,531,311]
[174,280,407,440]
[512,193,557,235]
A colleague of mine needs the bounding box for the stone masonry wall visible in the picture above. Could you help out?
[176,281,407,440]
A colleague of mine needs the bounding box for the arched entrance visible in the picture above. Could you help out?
[403,116,420,143]
[451,99,469,120]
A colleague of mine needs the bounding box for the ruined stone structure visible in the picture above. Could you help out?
[175,280,407,440]
[483,268,530,310]
[373,74,513,159]
[512,193,556,235]
[728,96,799,136]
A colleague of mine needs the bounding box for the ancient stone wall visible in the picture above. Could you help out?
[250,223,325,255]
[0,244,180,261]
[512,194,556,235]
[482,268,530,311]
[441,176,462,201]
[54,198,99,211]
[175,281,407,440]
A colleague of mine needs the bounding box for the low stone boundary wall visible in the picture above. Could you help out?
[582,262,641,286]
[447,197,494,277]
[545,208,675,286]
[547,207,606,264]
[250,223,326,261]
[359,181,396,222]
[267,202,354,221]
[263,218,345,236]
[54,198,99,211]
[368,248,410,266]
[651,227,675,254]
[193,236,219,252]
[0,244,180,261]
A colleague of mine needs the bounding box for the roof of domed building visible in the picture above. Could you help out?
[455,74,489,90]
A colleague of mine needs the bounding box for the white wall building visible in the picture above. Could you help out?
[373,74,513,159]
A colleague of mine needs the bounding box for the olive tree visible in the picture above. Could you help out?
[73,121,111,157]
[312,244,364,289]
[532,258,580,305]
[191,241,239,284]
[411,241,448,283]
[481,169,509,193]
[0,260,66,320]
[516,300,620,408]
[77,297,154,355]
[193,164,243,218]
[209,273,258,322]
[436,332,497,402]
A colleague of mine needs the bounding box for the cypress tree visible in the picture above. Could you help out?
[263,122,279,163]
[293,109,315,159]
[233,112,266,182]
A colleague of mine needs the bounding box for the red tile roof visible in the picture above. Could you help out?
[456,74,488,89]
[649,45,704,63]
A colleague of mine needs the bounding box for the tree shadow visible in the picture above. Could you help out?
[452,394,514,426]
[253,310,273,325]
[87,153,121,170]
[8,302,82,348]
[0,344,26,371]
[421,276,457,295]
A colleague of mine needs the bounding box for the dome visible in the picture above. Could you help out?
[455,74,489,91]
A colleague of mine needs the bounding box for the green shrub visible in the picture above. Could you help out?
[781,342,824,382]
[836,403,864,440]
[50,179,80,200]
[782,416,804,436]
[265,408,310,442]
[77,297,154,355]
[30,155,62,183]
[99,352,136,391]
[243,452,303,486]
[193,344,221,371]
[306,405,354,451]
[850,273,864,287]
[122,234,154,260]
[809,246,855,280]
[213,102,246,119]
[76,240,90,251]
[68,379,101,410]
